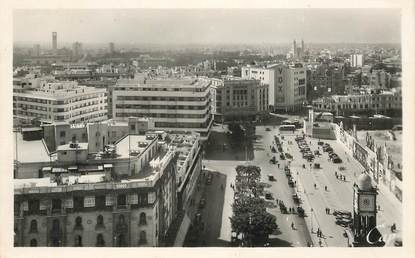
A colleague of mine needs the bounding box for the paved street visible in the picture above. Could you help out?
[198,124,402,247]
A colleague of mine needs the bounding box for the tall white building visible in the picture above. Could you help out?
[242,63,307,112]
[111,77,213,139]
[350,54,364,67]
[13,80,107,124]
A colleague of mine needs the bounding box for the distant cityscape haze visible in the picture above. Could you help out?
[14,9,401,46]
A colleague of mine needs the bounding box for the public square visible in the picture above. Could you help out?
[195,123,402,247]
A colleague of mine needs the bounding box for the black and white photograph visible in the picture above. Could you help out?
[1,1,414,257]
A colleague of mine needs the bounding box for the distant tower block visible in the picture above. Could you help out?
[109,42,115,54]
[52,32,57,51]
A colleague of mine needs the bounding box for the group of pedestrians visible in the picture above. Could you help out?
[325,207,331,214]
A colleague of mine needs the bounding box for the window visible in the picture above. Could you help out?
[29,219,38,233]
[96,234,105,247]
[139,212,147,225]
[30,239,38,247]
[96,195,106,208]
[73,196,84,211]
[139,231,147,245]
[117,194,126,207]
[96,215,104,227]
[28,199,40,214]
[74,235,82,247]
[52,199,61,211]
[60,131,66,138]
[74,216,83,230]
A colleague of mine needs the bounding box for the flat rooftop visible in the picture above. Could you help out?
[57,142,88,151]
[14,132,50,163]
[115,77,210,88]
[115,135,155,159]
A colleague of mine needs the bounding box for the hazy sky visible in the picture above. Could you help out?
[13,9,401,45]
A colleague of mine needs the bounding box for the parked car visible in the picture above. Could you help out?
[336,217,353,227]
[314,163,321,169]
[333,210,352,217]
[333,157,343,163]
[265,193,273,200]
[318,141,324,146]
[266,128,271,131]
[268,174,275,181]
[280,153,286,160]
[297,206,305,217]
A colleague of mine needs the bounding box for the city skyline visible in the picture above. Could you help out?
[14,9,401,45]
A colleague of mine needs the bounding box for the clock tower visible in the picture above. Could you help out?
[352,173,384,247]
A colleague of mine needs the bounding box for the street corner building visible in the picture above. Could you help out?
[13,124,203,247]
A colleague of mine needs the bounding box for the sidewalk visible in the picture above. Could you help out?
[173,214,191,247]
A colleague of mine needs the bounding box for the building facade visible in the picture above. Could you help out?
[270,63,307,112]
[215,78,268,121]
[14,133,177,247]
[111,78,213,139]
[52,32,57,52]
[13,80,108,125]
[350,54,364,67]
[312,89,402,116]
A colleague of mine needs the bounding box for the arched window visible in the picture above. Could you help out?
[30,238,37,247]
[139,212,147,225]
[139,230,147,245]
[96,215,104,227]
[29,219,38,233]
[74,216,83,230]
[74,235,82,247]
[96,234,105,247]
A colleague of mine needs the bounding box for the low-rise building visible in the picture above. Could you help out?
[312,89,402,117]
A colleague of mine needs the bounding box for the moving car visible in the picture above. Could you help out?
[333,157,343,163]
[266,128,271,131]
[268,174,275,181]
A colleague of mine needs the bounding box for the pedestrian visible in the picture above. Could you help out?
[325,186,327,191]
[314,183,317,189]
[327,208,330,214]
[291,222,295,229]
[317,228,320,237]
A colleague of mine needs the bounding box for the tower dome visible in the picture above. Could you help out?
[357,173,373,191]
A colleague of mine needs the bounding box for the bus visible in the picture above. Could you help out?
[279,125,296,132]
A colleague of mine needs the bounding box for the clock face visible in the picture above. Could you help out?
[359,195,375,212]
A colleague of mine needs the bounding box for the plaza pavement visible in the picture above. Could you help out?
[201,124,402,247]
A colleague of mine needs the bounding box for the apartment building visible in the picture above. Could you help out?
[111,77,213,139]
[13,80,107,125]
